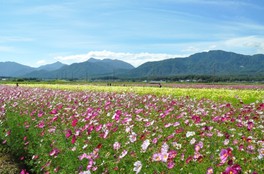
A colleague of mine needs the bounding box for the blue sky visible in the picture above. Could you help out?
[0,0,264,67]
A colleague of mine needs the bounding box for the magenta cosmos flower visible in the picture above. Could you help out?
[223,164,241,174]
[220,148,232,164]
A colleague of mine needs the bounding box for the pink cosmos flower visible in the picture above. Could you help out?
[135,108,143,114]
[113,142,121,151]
[258,103,264,110]
[78,153,91,160]
[175,128,184,134]
[145,121,154,127]
[5,130,11,136]
[194,144,201,152]
[164,123,172,128]
[167,133,175,140]
[52,116,58,122]
[223,164,241,174]
[92,166,98,172]
[71,135,76,144]
[32,155,38,160]
[38,111,44,117]
[92,148,100,159]
[173,122,180,126]
[186,156,193,164]
[247,121,254,131]
[72,118,78,127]
[75,129,81,136]
[20,169,29,174]
[65,129,72,138]
[168,150,177,159]
[152,138,158,144]
[38,120,45,128]
[233,139,239,145]
[49,148,59,157]
[247,145,255,154]
[206,167,213,174]
[50,109,58,114]
[95,124,102,132]
[152,153,161,161]
[87,159,94,170]
[220,149,229,164]
[48,127,56,133]
[197,141,203,149]
[193,152,202,160]
[206,133,213,137]
[192,115,201,123]
[113,110,122,121]
[119,150,128,159]
[180,153,185,161]
[87,125,94,134]
[121,117,131,124]
[102,129,109,139]
[167,160,175,169]
[160,152,169,162]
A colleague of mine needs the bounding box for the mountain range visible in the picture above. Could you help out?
[0,61,66,77]
[125,50,264,78]
[0,50,263,79]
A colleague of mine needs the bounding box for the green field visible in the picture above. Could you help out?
[20,83,264,104]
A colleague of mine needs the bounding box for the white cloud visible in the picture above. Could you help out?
[178,35,264,55]
[36,60,47,65]
[223,36,264,53]
[54,50,187,67]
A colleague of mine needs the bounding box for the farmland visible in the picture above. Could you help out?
[0,84,263,173]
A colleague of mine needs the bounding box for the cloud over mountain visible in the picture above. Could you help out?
[54,50,187,67]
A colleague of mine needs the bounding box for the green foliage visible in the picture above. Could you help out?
[0,85,263,173]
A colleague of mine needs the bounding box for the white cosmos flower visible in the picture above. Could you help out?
[161,142,169,153]
[129,132,137,143]
[133,161,142,174]
[190,138,196,145]
[141,139,150,152]
[186,131,195,138]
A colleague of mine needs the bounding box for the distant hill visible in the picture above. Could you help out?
[1,51,264,80]
[36,61,66,71]
[0,61,66,77]
[0,62,34,77]
[125,50,264,78]
[23,58,135,79]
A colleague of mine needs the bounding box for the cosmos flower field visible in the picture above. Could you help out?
[0,84,263,173]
